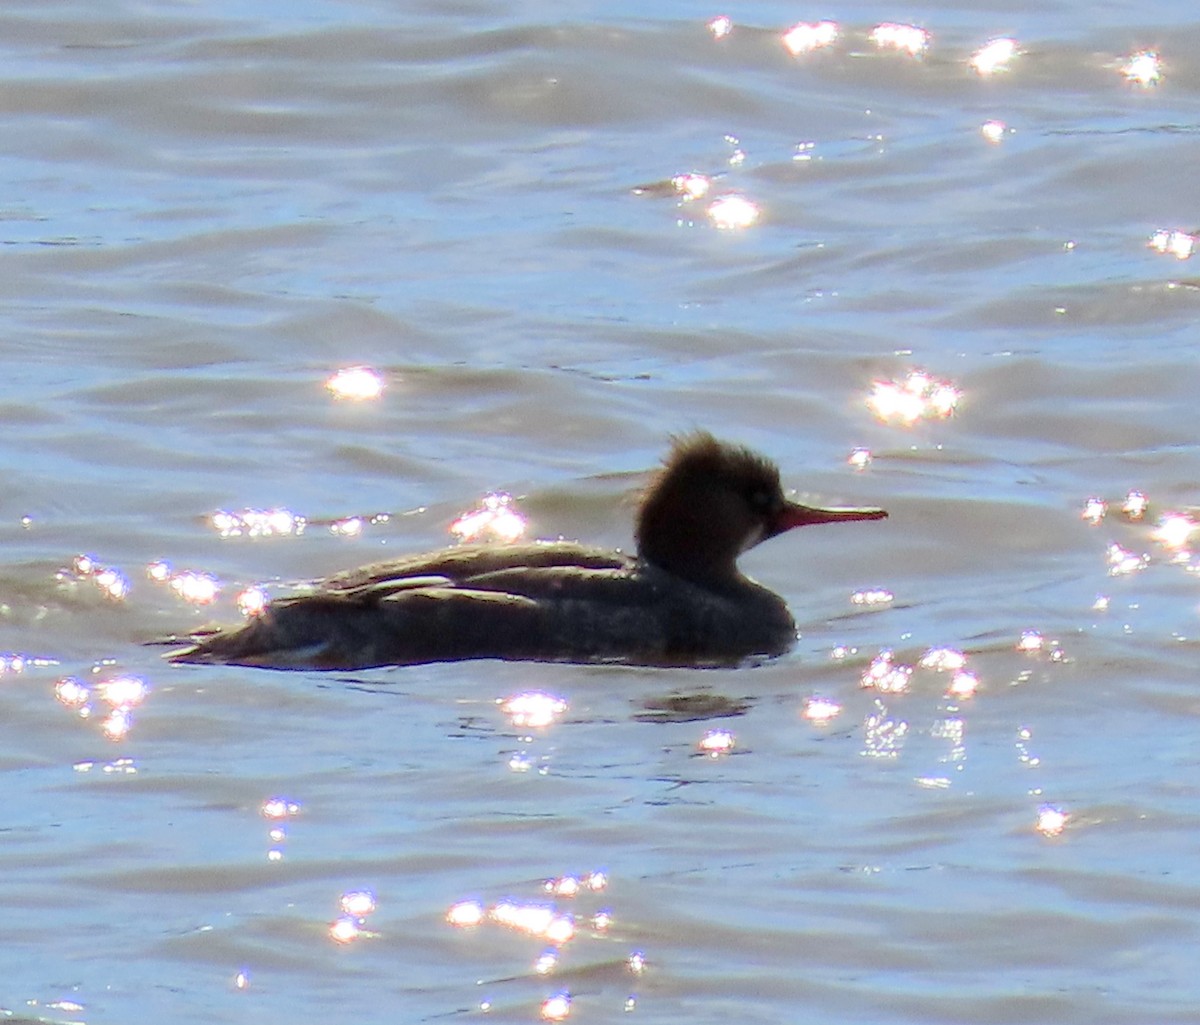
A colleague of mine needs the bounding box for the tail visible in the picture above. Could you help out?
[165,607,335,669]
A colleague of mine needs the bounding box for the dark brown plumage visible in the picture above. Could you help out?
[168,433,887,670]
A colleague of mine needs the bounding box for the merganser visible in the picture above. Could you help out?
[168,433,886,670]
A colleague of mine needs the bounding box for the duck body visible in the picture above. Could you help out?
[169,433,886,671]
[172,540,797,670]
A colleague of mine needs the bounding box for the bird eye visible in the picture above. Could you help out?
[747,489,772,511]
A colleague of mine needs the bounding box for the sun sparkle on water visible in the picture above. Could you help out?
[1148,229,1196,260]
[237,587,269,617]
[340,891,377,917]
[261,797,300,819]
[329,917,360,944]
[707,15,732,39]
[698,728,736,756]
[869,23,930,56]
[1107,543,1148,576]
[68,555,130,601]
[446,900,485,927]
[860,650,912,694]
[970,37,1017,75]
[211,508,304,538]
[541,993,571,1021]
[706,193,759,230]
[1121,50,1162,86]
[98,676,147,709]
[1017,630,1044,653]
[450,492,527,543]
[848,447,872,470]
[1036,805,1069,836]
[1081,497,1108,524]
[544,871,606,897]
[1151,513,1197,552]
[1122,490,1149,520]
[947,671,980,699]
[501,691,567,729]
[326,365,385,401]
[782,20,838,55]
[802,696,841,723]
[919,647,967,671]
[55,678,89,708]
[980,120,1009,144]
[170,571,220,605]
[862,703,909,759]
[672,172,710,200]
[867,370,960,425]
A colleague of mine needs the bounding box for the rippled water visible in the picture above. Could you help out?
[2,2,1200,1023]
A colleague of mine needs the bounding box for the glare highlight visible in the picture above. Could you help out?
[211,508,305,538]
[329,516,363,537]
[237,587,269,617]
[947,670,980,699]
[541,993,571,1021]
[450,492,527,543]
[870,23,930,56]
[970,37,1018,75]
[674,172,711,200]
[98,676,148,709]
[340,891,377,917]
[1081,497,1108,525]
[326,366,385,401]
[501,691,568,729]
[68,555,129,601]
[802,696,842,723]
[101,709,132,741]
[1152,513,1197,552]
[446,900,485,927]
[862,703,909,759]
[544,871,607,897]
[1121,50,1162,86]
[1107,543,1148,576]
[490,901,576,944]
[980,119,1008,143]
[1148,229,1196,260]
[707,15,732,39]
[860,650,912,694]
[698,728,736,756]
[919,647,967,671]
[1122,490,1149,520]
[783,20,839,55]
[261,797,301,819]
[631,172,711,201]
[1036,805,1069,836]
[329,887,379,944]
[55,678,90,709]
[867,370,960,425]
[170,571,220,605]
[706,193,760,230]
[1017,630,1044,653]
[329,917,361,944]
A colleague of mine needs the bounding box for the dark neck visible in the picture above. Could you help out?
[638,541,746,592]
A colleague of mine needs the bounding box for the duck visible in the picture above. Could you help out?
[168,432,887,670]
